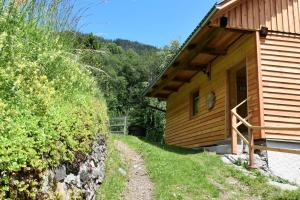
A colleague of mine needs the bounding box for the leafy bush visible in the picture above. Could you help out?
[0,1,107,198]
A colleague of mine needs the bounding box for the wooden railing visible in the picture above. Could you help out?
[231,99,300,168]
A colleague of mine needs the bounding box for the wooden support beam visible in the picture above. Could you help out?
[248,128,256,169]
[173,77,191,83]
[201,48,227,56]
[162,75,191,83]
[231,111,238,154]
[151,27,220,96]
[187,46,227,55]
[176,64,207,72]
[162,75,168,80]
[163,86,178,92]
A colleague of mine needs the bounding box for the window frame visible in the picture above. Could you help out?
[190,88,200,118]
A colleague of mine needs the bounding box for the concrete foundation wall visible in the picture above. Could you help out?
[266,140,300,185]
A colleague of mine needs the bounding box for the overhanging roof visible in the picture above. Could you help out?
[143,0,254,99]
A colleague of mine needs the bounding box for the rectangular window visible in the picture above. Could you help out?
[191,90,200,117]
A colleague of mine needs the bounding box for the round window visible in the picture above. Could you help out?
[206,91,216,110]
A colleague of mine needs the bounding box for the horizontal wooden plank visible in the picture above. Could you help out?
[261,49,300,58]
[261,38,300,47]
[263,97,300,106]
[264,120,300,126]
[264,34,300,43]
[166,128,225,143]
[262,81,300,90]
[169,134,225,148]
[261,54,300,64]
[261,44,300,53]
[262,60,300,69]
[263,86,300,95]
[265,133,300,141]
[166,100,225,125]
[264,109,300,118]
[263,92,300,101]
[264,104,300,112]
[166,114,225,136]
[262,76,300,85]
[262,66,300,74]
[265,129,300,134]
[265,115,300,124]
[262,70,300,79]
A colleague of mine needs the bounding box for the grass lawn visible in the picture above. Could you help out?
[96,136,128,200]
[114,135,300,200]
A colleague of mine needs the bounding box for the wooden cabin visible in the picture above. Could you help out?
[145,0,300,154]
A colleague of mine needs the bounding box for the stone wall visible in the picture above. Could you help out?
[41,134,107,199]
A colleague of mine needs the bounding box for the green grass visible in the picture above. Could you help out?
[114,135,300,200]
[96,136,128,200]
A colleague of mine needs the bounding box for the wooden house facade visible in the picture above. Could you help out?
[145,0,300,152]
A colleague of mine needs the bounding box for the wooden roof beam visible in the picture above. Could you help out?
[173,77,191,83]
[176,64,208,72]
[187,45,227,56]
[163,86,179,92]
[151,27,220,97]
[201,47,227,55]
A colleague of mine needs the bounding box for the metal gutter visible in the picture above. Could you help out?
[142,4,219,97]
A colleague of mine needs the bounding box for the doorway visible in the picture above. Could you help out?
[228,64,248,135]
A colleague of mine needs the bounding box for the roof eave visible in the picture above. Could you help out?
[142,4,219,98]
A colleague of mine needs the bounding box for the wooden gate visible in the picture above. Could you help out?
[109,116,129,135]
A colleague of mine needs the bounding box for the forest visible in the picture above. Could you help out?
[72,32,179,142]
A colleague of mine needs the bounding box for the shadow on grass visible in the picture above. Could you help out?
[131,136,204,155]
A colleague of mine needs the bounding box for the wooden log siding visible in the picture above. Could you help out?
[212,0,300,34]
[260,32,300,141]
[165,34,261,148]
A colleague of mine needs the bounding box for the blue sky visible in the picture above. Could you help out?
[77,0,217,47]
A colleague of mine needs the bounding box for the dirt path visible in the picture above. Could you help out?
[114,140,154,200]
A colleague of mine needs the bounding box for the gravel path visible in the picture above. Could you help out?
[114,140,154,200]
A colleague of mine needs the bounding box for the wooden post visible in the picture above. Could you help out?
[231,112,238,154]
[248,127,255,168]
[123,116,127,135]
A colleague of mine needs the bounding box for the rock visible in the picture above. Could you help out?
[41,171,55,193]
[56,182,69,200]
[66,162,80,175]
[93,168,104,184]
[64,174,79,186]
[54,165,67,182]
[221,156,232,164]
[42,134,107,200]
[269,180,298,190]
[80,170,90,185]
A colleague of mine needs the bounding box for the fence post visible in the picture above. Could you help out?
[123,116,127,135]
[231,111,238,154]
[248,128,255,168]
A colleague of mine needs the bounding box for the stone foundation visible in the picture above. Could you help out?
[266,140,300,185]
